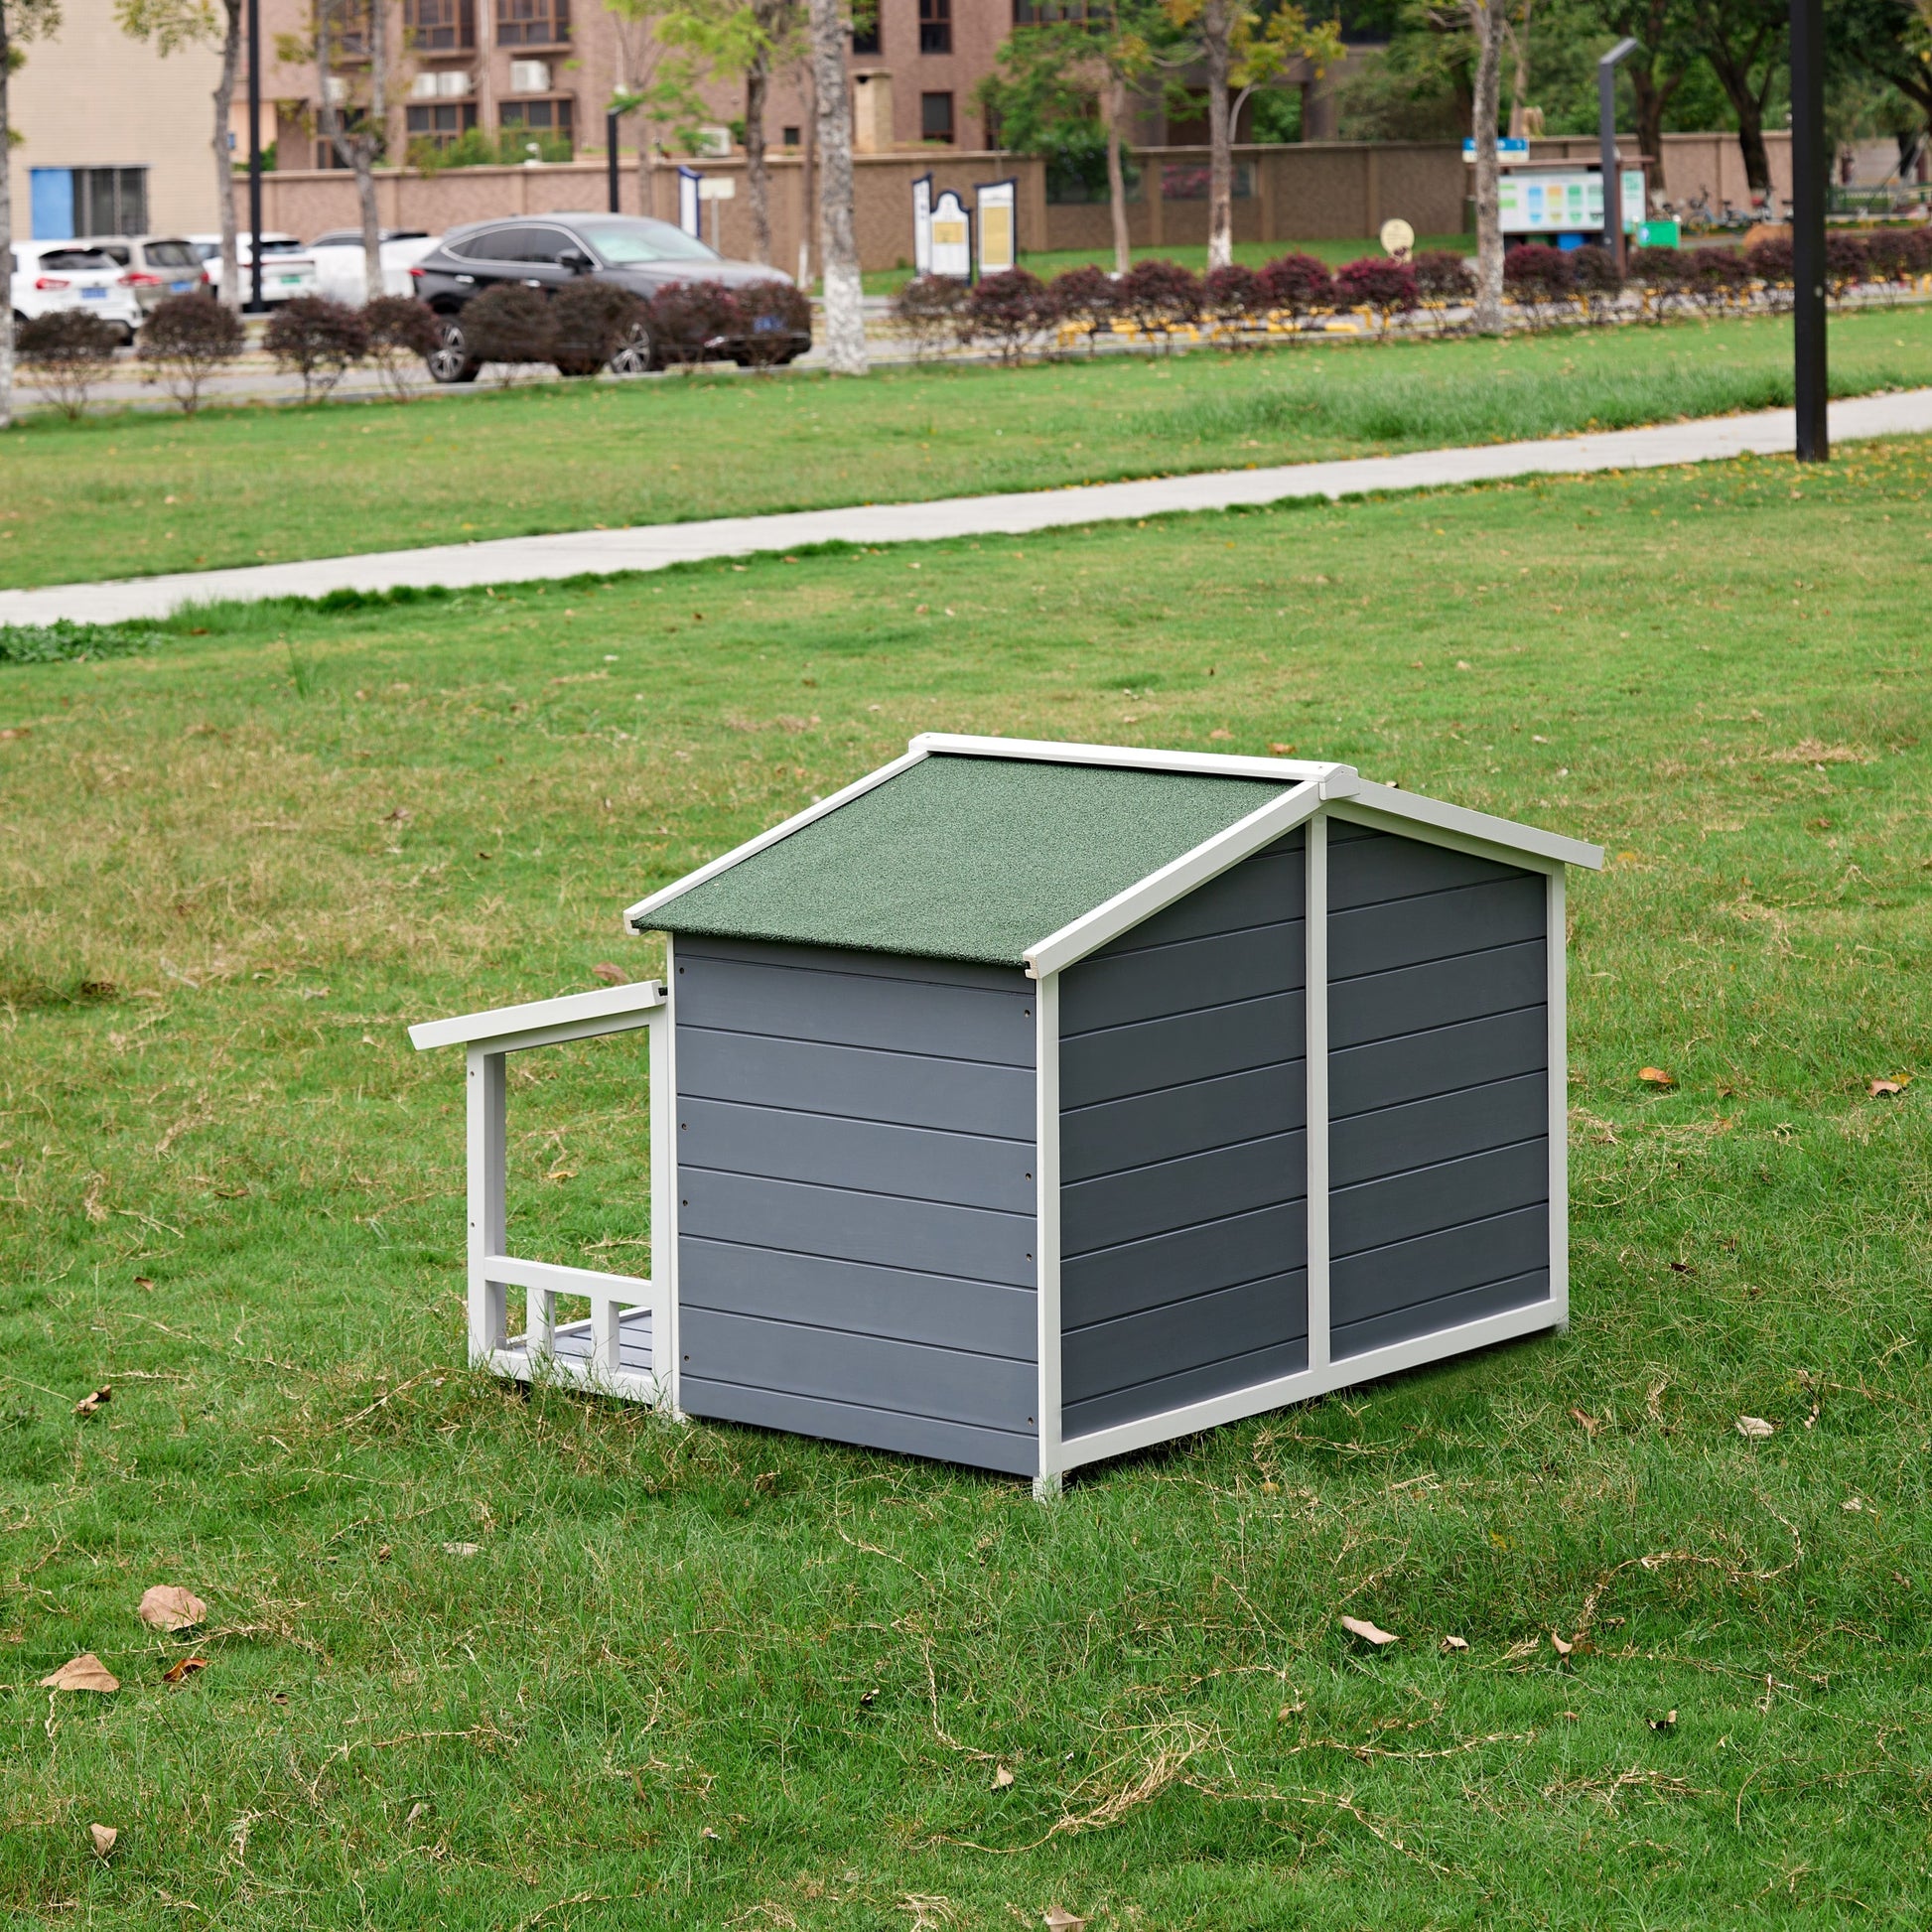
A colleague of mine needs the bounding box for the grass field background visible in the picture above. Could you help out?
[2,304,1929,591]
[4,437,1932,1925]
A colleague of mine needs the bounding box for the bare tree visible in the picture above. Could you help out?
[118,0,245,312]
[807,0,865,371]
[1,0,65,431]
[316,0,389,298]
[1466,0,1507,333]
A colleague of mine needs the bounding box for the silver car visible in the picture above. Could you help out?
[78,235,208,313]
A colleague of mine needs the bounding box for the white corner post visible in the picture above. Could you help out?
[1034,971,1063,1501]
[1305,813,1330,1381]
[1547,867,1570,1332]
[467,1045,508,1366]
[654,935,681,1414]
[412,979,674,1409]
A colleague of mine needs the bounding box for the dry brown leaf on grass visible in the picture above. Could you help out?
[1339,1615,1398,1647]
[137,1585,207,1632]
[1736,1416,1776,1440]
[590,962,628,987]
[1638,1066,1676,1088]
[1550,1631,1575,1657]
[1042,1911,1087,1931]
[162,1655,208,1685]
[89,1824,118,1859]
[1868,1075,1911,1098]
[992,1764,1015,1790]
[41,1653,118,1693]
[442,1541,482,1558]
[72,1385,112,1417]
[1648,1709,1678,1733]
[1570,1407,1600,1438]
[1441,1635,1469,1653]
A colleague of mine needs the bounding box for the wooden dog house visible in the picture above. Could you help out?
[412,734,1601,1493]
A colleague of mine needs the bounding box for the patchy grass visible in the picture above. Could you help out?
[1,305,1929,591]
[4,439,1932,1926]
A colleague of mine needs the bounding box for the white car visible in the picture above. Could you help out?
[306,228,441,303]
[185,232,319,303]
[8,240,143,341]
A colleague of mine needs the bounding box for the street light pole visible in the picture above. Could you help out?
[607,108,621,213]
[1597,37,1639,274]
[247,0,264,312]
[1790,0,1828,460]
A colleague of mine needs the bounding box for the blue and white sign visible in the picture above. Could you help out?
[1463,137,1531,161]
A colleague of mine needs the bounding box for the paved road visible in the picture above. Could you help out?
[4,387,1927,628]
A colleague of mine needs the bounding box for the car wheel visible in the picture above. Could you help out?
[427,316,481,384]
[607,321,653,376]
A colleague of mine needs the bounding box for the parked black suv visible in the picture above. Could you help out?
[408,212,810,381]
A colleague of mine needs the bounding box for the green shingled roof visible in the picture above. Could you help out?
[641,755,1289,966]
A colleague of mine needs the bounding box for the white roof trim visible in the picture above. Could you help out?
[623,745,931,930]
[910,731,1344,784]
[1338,780,1603,871]
[1024,775,1331,979]
[409,979,665,1053]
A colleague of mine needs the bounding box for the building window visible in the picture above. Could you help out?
[781,124,801,146]
[499,94,574,158]
[28,165,147,238]
[405,0,475,50]
[496,0,569,46]
[404,100,479,150]
[1015,0,1099,17]
[918,0,950,53]
[851,1,880,54]
[920,90,954,142]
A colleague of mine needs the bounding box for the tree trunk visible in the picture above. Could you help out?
[797,61,816,286]
[358,0,387,297]
[213,0,244,311]
[1202,0,1234,271]
[745,57,771,264]
[1105,70,1131,277]
[0,1,13,433]
[1468,0,1506,333]
[1693,16,1778,198]
[1506,0,1531,138]
[1731,100,1771,197]
[808,0,866,372]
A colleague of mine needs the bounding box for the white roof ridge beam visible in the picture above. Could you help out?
[1023,773,1338,980]
[910,732,1343,784]
[1339,780,1604,872]
[409,979,665,1053]
[623,745,931,930]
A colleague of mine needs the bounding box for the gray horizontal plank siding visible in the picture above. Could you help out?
[678,1029,1034,1140]
[1329,940,1546,1051]
[1328,830,1553,1351]
[675,942,1038,1474]
[680,1097,1033,1213]
[1061,990,1305,1111]
[1062,1060,1307,1183]
[681,1378,1037,1476]
[1059,835,1309,1439]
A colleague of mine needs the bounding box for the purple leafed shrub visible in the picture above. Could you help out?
[1258,251,1333,321]
[1201,262,1265,338]
[1629,245,1692,317]
[1333,256,1419,334]
[15,309,121,418]
[1047,264,1118,351]
[550,278,647,376]
[1824,232,1869,300]
[1116,258,1201,348]
[361,295,442,398]
[263,295,369,403]
[1684,246,1750,313]
[1566,244,1623,322]
[892,273,971,358]
[964,268,1054,363]
[734,280,812,368]
[1502,244,1573,324]
[137,290,244,414]
[463,282,556,380]
[1411,250,1471,333]
[647,280,744,368]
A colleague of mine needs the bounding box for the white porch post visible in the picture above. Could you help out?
[467,1045,507,1366]
[1305,815,1331,1380]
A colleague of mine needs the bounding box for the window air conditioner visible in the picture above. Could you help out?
[509,60,550,93]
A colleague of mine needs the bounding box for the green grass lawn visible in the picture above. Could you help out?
[5,436,1932,1925]
[3,305,1928,592]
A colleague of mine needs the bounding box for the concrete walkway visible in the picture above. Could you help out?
[5,387,1927,628]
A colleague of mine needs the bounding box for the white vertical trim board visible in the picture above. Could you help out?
[1033,973,1063,1500]
[466,1047,507,1367]
[656,935,683,1414]
[1547,870,1570,1333]
[1305,812,1330,1379]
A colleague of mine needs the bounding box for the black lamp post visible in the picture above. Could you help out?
[1597,37,1639,274]
[1790,0,1827,460]
[608,108,621,213]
